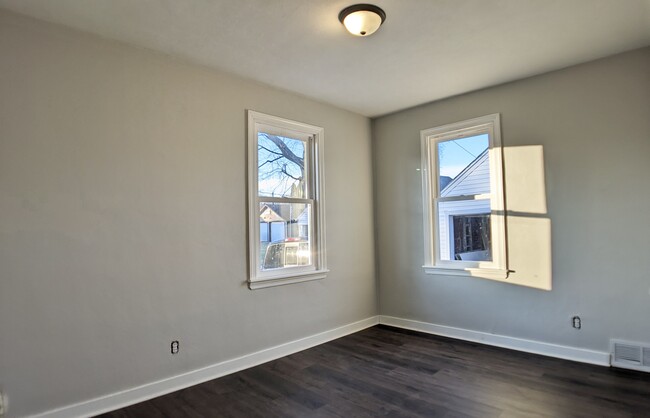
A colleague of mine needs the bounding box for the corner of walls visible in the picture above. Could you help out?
[369,118,382,316]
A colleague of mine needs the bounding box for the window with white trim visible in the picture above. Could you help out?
[247,111,327,289]
[420,114,507,280]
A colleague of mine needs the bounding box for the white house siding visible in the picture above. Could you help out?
[438,150,491,260]
[297,207,310,238]
[440,151,490,197]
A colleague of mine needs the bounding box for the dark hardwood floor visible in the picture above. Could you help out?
[99,325,650,417]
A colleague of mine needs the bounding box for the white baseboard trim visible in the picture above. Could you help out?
[32,316,380,418]
[379,315,610,367]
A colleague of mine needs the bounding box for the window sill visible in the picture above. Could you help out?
[249,269,329,290]
[423,265,508,280]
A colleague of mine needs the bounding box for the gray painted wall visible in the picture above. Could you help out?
[373,47,650,352]
[2,6,650,417]
[0,11,376,417]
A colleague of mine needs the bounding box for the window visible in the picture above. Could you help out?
[420,114,507,279]
[247,111,327,289]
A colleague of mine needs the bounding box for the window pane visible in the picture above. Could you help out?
[258,133,306,198]
[438,134,490,197]
[259,202,311,271]
[452,215,491,261]
[438,199,491,261]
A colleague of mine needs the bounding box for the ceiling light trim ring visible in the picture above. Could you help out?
[338,4,387,25]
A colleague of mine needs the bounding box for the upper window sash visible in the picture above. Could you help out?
[247,110,328,289]
[420,114,507,280]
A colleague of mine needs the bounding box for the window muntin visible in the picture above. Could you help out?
[248,111,327,289]
[421,114,507,279]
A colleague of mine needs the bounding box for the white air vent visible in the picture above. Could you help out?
[643,347,650,367]
[611,339,650,372]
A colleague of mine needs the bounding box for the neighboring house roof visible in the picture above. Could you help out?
[296,207,309,225]
[440,176,453,191]
[259,204,284,223]
[440,149,489,197]
[259,203,306,223]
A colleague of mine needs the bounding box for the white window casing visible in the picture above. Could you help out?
[247,110,327,289]
[420,114,508,280]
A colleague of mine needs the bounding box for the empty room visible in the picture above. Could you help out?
[1,1,650,417]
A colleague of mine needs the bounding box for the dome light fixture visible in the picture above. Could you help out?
[338,4,386,37]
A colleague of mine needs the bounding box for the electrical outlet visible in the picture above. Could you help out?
[572,316,581,329]
[171,340,180,355]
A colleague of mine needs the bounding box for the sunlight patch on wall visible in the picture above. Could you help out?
[503,145,552,290]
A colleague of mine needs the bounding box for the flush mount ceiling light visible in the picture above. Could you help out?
[338,4,386,37]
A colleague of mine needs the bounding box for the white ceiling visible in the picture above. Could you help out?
[1,0,649,117]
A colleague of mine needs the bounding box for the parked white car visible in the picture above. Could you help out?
[263,238,310,270]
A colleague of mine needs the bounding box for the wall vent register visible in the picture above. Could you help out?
[611,339,650,372]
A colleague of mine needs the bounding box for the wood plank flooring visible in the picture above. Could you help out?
[99,325,650,417]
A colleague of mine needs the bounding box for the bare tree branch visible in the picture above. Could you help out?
[257,133,305,196]
[258,144,283,156]
[259,155,283,169]
[262,134,304,169]
[281,165,301,181]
